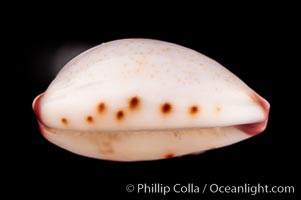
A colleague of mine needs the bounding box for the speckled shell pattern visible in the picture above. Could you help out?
[33,39,269,161]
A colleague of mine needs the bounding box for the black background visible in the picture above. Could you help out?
[5,4,299,199]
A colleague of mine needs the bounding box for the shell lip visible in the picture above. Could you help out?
[236,117,269,136]
[237,92,270,136]
[33,93,48,139]
[33,93,45,123]
[37,122,267,136]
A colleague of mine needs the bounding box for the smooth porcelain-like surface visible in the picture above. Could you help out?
[33,39,269,161]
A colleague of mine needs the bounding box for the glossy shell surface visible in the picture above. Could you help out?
[33,39,269,161]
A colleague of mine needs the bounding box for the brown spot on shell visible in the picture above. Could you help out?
[165,153,175,159]
[98,133,121,155]
[163,47,170,52]
[61,118,68,125]
[97,102,106,113]
[129,96,140,110]
[116,110,125,121]
[161,103,172,114]
[215,106,221,113]
[189,105,199,115]
[86,116,94,123]
[91,133,120,155]
[100,141,114,154]
[136,59,147,66]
